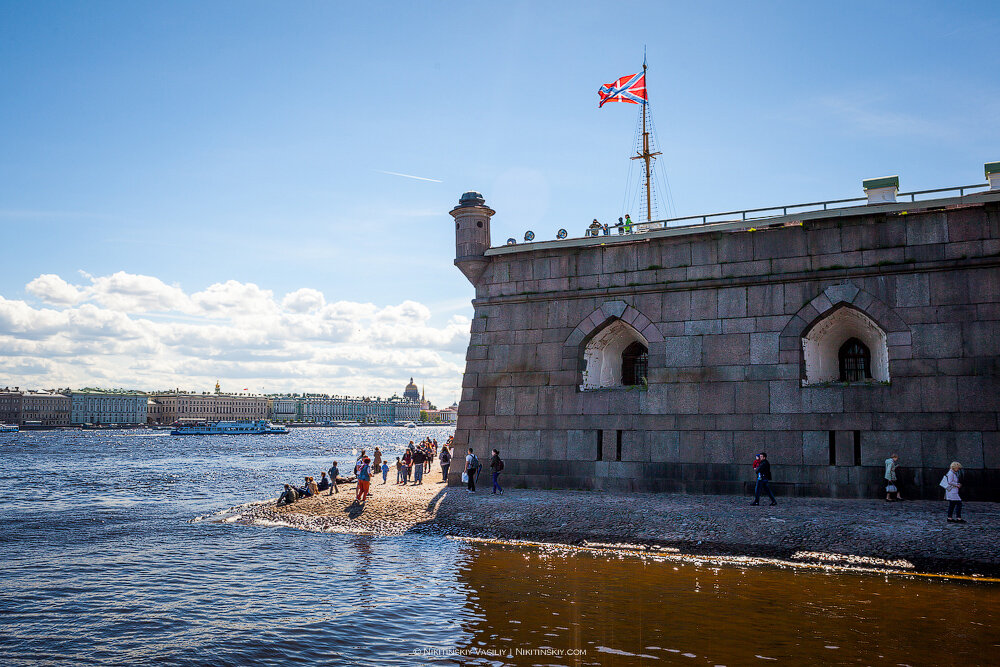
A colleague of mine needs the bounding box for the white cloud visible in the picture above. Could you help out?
[4,271,471,404]
[26,274,85,306]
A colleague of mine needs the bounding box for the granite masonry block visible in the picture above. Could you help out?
[723,260,772,279]
[984,432,1000,469]
[778,350,800,365]
[495,387,516,416]
[662,291,692,321]
[802,430,829,465]
[906,212,949,246]
[722,317,756,334]
[929,271,971,306]
[772,256,811,274]
[514,387,539,416]
[887,331,912,347]
[622,430,650,462]
[920,431,954,468]
[807,226,842,255]
[632,294,662,323]
[945,240,983,260]
[601,300,628,320]
[801,387,844,414]
[698,382,736,414]
[750,332,780,365]
[702,334,750,366]
[659,383,700,414]
[811,293,833,316]
[685,319,722,335]
[690,239,718,266]
[748,284,784,317]
[735,381,770,414]
[688,263,724,281]
[746,364,799,381]
[823,282,860,306]
[968,267,1000,304]
[678,431,705,463]
[946,208,988,242]
[691,290,718,320]
[648,430,680,462]
[661,241,692,268]
[911,323,963,359]
[703,431,734,463]
[963,321,1000,357]
[955,431,985,468]
[641,324,664,343]
[754,227,807,259]
[458,400,481,416]
[718,287,748,318]
[632,313,652,332]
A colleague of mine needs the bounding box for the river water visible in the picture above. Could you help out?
[1,428,997,666]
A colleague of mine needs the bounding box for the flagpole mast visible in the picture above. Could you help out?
[631,55,660,222]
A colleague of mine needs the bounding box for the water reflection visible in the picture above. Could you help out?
[454,542,1000,666]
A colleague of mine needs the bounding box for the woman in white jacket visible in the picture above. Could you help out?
[944,461,964,523]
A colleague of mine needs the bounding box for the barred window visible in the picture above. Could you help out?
[621,341,649,386]
[839,338,872,382]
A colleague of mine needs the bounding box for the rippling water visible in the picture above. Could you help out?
[1,428,997,666]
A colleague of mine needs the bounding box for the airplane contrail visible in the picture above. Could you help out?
[376,170,443,183]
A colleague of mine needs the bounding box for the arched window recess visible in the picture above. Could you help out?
[580,319,649,390]
[801,305,889,385]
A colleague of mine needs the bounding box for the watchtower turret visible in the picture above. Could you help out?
[451,191,494,285]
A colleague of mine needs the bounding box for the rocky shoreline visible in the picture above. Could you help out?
[228,479,1000,578]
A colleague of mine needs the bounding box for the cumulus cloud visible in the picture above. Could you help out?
[4,271,471,403]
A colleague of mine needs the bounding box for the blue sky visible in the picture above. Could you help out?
[1,1,998,402]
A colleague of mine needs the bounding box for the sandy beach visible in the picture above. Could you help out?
[236,473,1000,577]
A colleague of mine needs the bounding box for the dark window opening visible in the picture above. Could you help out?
[596,430,603,461]
[829,431,837,466]
[476,220,483,228]
[621,342,649,386]
[616,430,623,461]
[839,338,872,382]
[853,430,862,466]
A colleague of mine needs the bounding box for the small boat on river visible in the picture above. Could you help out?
[171,420,289,436]
[0,423,19,433]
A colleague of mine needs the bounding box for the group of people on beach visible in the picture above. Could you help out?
[750,450,970,523]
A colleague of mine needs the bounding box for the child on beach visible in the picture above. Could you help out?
[381,461,389,484]
[395,457,404,484]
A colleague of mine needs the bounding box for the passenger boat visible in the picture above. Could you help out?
[170,420,289,435]
[403,422,417,429]
[0,423,19,433]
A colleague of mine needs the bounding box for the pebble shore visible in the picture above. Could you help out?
[234,475,1000,577]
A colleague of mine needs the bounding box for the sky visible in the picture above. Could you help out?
[1,1,998,404]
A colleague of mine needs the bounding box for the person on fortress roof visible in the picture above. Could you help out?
[623,214,633,233]
[588,219,602,237]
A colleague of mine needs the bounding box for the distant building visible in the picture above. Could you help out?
[267,394,419,423]
[21,391,71,426]
[70,389,148,425]
[404,378,421,402]
[423,403,458,423]
[147,392,268,424]
[0,388,23,425]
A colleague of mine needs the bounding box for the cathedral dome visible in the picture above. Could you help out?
[404,378,420,402]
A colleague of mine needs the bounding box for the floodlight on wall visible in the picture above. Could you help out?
[506,238,517,246]
[863,176,899,204]
[524,231,535,242]
[986,161,1000,191]
[556,229,568,239]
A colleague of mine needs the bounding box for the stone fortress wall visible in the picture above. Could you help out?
[449,187,1000,500]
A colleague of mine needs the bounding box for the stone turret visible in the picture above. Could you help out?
[451,191,494,285]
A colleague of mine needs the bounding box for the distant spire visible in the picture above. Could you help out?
[422,385,425,400]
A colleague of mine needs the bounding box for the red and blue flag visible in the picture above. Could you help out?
[598,72,647,107]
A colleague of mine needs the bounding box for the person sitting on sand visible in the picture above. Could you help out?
[277,484,298,506]
[328,462,340,495]
[317,472,331,492]
[305,476,319,496]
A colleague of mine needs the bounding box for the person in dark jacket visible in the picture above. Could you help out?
[489,449,504,495]
[317,472,331,492]
[327,462,340,495]
[277,484,298,506]
[439,445,452,482]
[751,452,776,506]
[412,448,426,485]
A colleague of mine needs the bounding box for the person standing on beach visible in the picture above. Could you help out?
[402,449,413,484]
[381,460,389,484]
[944,461,964,523]
[489,449,504,495]
[439,444,452,482]
[373,447,383,476]
[328,461,339,495]
[465,448,479,493]
[412,447,425,485]
[355,450,367,476]
[885,453,902,501]
[751,452,776,506]
[356,457,371,502]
